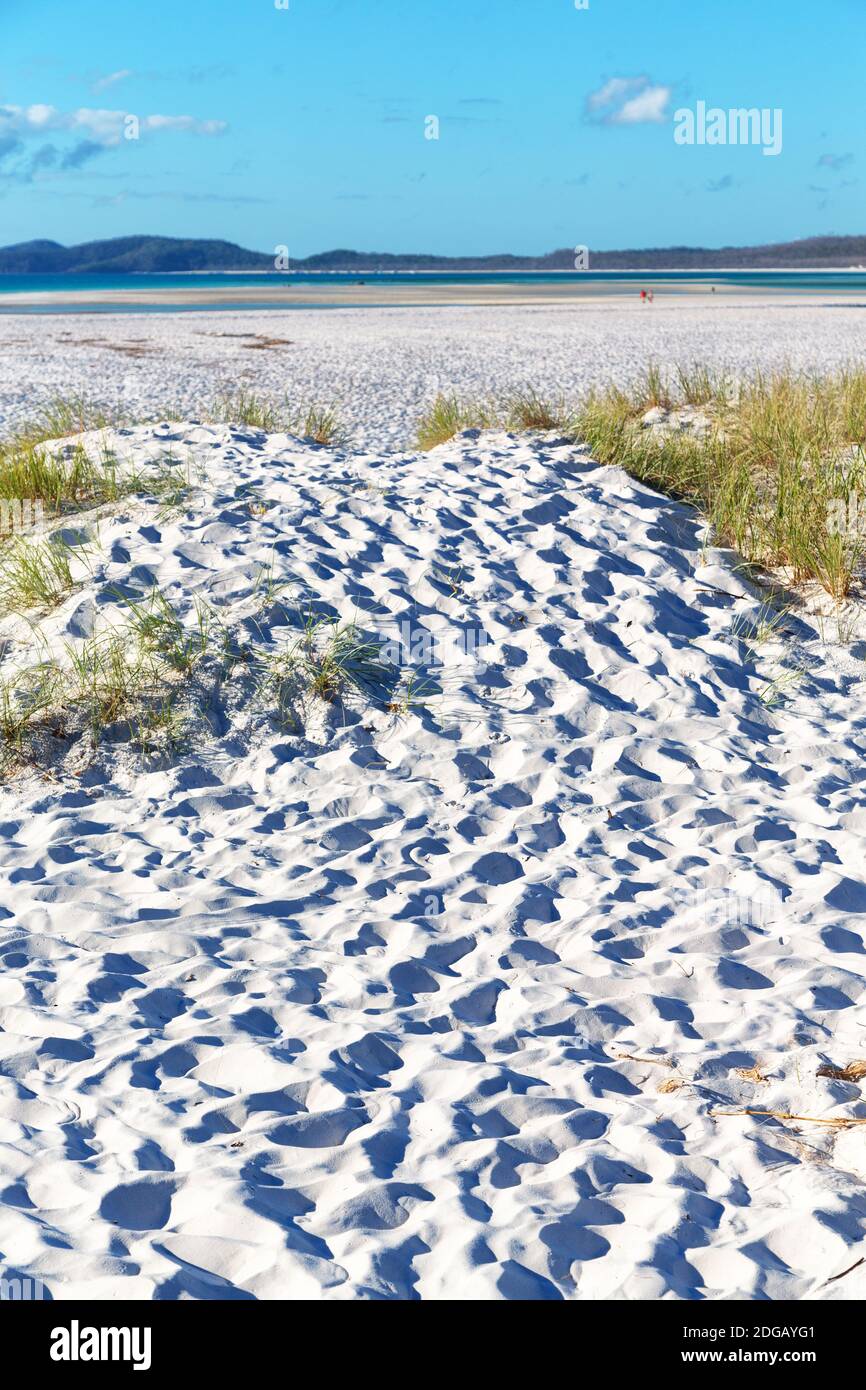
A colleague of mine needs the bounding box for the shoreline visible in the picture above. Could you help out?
[3,265,865,277]
[2,282,866,313]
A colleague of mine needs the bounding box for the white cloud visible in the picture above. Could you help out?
[93,70,133,94]
[611,85,671,125]
[69,109,129,144]
[585,76,672,126]
[20,104,57,129]
[0,103,227,148]
[586,77,646,113]
[143,114,226,137]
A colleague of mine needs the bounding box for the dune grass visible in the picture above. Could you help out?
[7,389,349,448]
[0,439,123,514]
[416,366,866,605]
[62,632,158,739]
[0,390,343,541]
[0,588,408,770]
[258,612,395,729]
[211,391,345,444]
[0,393,199,532]
[416,396,493,451]
[416,389,576,451]
[211,389,284,432]
[0,615,195,771]
[0,536,83,614]
[578,365,866,602]
[9,395,119,451]
[0,395,128,519]
[0,665,59,754]
[640,363,675,411]
[295,403,344,447]
[116,588,212,676]
[503,388,572,432]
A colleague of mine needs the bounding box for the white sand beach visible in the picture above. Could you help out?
[2,404,866,1301]
[1,299,865,449]
[5,0,866,1331]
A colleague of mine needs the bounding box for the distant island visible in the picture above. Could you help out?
[1,234,865,274]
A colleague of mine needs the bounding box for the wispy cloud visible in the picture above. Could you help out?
[92,69,132,94]
[587,77,645,113]
[0,103,227,181]
[142,114,226,136]
[0,137,58,181]
[334,192,401,202]
[92,188,270,207]
[585,76,672,125]
[90,64,235,87]
[61,140,105,170]
[817,152,854,171]
[0,103,226,147]
[444,114,501,126]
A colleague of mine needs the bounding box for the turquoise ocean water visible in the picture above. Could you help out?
[1,269,864,314]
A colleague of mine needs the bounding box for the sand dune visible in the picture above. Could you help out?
[1,421,866,1300]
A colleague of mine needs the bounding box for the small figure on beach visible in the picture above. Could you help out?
[640,289,647,304]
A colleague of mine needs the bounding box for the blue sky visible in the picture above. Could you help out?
[1,0,863,256]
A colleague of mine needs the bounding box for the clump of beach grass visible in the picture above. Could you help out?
[0,394,198,531]
[0,394,132,522]
[62,631,156,739]
[416,390,577,451]
[636,363,676,411]
[727,601,792,649]
[503,388,575,433]
[116,588,212,677]
[8,395,119,451]
[0,611,204,772]
[0,582,218,770]
[0,535,94,615]
[416,395,494,451]
[295,404,344,446]
[0,439,122,517]
[212,390,284,432]
[211,391,346,445]
[260,613,393,724]
[576,364,866,605]
[415,365,866,609]
[676,363,725,407]
[0,665,60,759]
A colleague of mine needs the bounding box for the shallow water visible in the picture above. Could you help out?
[1,269,865,314]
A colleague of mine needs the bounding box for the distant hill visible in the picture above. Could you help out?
[1,233,865,273]
[577,236,866,270]
[0,236,272,273]
[293,237,866,271]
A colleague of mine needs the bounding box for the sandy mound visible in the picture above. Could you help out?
[1,422,866,1301]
